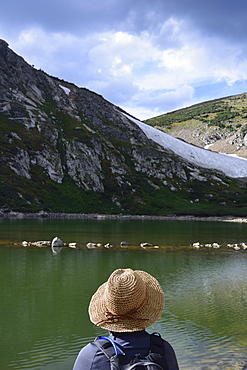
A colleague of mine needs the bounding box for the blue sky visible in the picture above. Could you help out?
[1,0,247,119]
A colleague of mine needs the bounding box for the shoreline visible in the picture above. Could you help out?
[1,211,247,222]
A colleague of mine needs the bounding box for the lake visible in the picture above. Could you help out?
[0,218,247,369]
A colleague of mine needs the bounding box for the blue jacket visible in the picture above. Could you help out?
[72,330,179,370]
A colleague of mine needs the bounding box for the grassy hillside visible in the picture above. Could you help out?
[145,93,247,158]
[1,39,247,217]
[1,100,247,217]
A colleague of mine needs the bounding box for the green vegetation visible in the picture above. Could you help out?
[2,42,247,217]
[1,98,247,217]
[1,145,247,216]
[1,72,247,216]
[145,93,247,132]
[208,109,239,127]
[145,101,227,128]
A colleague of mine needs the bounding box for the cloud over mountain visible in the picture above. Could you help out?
[1,0,247,119]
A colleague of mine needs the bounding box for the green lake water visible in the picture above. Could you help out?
[0,218,247,369]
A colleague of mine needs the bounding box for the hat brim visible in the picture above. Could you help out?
[89,270,165,332]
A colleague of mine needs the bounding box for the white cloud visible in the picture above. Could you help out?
[121,85,195,119]
[10,28,84,71]
[3,12,247,120]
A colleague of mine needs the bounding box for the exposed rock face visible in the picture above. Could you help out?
[0,39,246,214]
[145,93,247,159]
[169,124,247,158]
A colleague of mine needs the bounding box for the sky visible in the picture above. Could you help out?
[1,0,247,120]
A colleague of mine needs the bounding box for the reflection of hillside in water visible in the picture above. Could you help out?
[0,219,247,369]
[156,251,247,369]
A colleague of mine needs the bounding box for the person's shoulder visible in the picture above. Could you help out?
[72,342,99,370]
[160,337,179,368]
[151,333,177,356]
[162,338,176,351]
[79,341,99,356]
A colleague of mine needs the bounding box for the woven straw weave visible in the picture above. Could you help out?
[89,268,164,332]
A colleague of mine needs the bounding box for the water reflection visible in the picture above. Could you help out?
[0,220,247,369]
[157,250,247,369]
[1,218,247,247]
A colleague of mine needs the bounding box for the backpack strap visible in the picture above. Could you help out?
[148,333,169,370]
[94,336,124,358]
[149,333,165,355]
[94,337,126,370]
[94,333,168,370]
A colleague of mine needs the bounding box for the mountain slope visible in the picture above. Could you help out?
[127,115,247,178]
[145,95,247,159]
[1,39,247,216]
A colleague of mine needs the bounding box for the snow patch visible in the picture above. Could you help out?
[59,85,71,95]
[123,114,247,179]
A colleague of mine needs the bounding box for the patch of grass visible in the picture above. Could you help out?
[145,101,227,128]
[1,162,247,216]
[145,94,247,135]
[2,91,247,216]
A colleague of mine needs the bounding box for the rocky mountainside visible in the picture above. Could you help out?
[1,39,247,216]
[145,95,247,158]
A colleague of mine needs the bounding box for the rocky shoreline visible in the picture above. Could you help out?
[1,211,247,222]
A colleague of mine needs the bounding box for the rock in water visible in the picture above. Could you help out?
[51,236,64,254]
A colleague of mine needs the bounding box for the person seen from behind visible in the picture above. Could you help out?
[72,268,179,369]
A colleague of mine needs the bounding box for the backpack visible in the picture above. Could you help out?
[94,332,169,370]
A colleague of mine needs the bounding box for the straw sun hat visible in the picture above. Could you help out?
[89,268,165,332]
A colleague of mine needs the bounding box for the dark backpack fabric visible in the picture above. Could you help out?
[94,333,169,370]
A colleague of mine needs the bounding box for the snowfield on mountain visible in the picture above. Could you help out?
[126,115,247,179]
